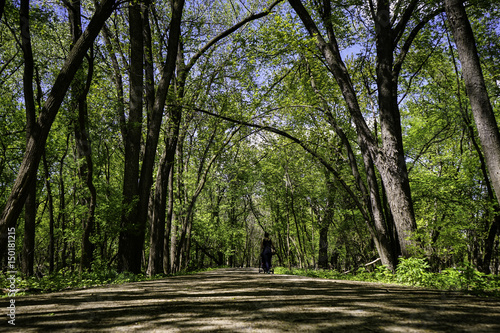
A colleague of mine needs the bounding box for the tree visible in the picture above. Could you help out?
[65,0,98,271]
[118,0,185,274]
[444,0,500,209]
[147,0,284,275]
[0,0,117,267]
[20,0,36,277]
[116,0,146,274]
[444,0,500,273]
[285,0,448,259]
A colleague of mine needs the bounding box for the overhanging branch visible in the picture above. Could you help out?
[181,105,371,223]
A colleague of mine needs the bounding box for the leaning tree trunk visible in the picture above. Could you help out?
[445,0,500,274]
[0,0,116,268]
[444,0,500,210]
[20,0,36,277]
[288,0,417,258]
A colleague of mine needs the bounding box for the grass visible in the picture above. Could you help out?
[1,266,221,297]
[274,258,500,297]
[2,259,499,298]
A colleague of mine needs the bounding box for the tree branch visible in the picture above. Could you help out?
[183,0,284,78]
[186,105,372,223]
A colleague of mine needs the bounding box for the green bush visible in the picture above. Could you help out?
[374,265,396,283]
[1,267,216,297]
[437,263,491,292]
[274,260,499,297]
[396,257,431,287]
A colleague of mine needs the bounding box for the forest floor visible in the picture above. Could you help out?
[5,267,500,332]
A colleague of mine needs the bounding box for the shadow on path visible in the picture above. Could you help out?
[4,268,500,332]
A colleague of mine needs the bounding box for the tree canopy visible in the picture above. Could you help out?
[0,0,499,278]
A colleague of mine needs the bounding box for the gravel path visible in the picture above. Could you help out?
[4,267,500,332]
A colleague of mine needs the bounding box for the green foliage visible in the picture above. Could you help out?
[275,258,500,297]
[1,0,499,285]
[274,267,343,280]
[436,263,498,293]
[0,267,219,297]
[396,257,431,287]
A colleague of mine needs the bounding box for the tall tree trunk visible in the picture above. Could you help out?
[444,0,500,207]
[20,0,36,277]
[117,0,144,273]
[118,0,185,274]
[138,0,184,268]
[318,223,328,268]
[148,105,182,275]
[0,0,117,267]
[374,0,417,257]
[307,62,397,270]
[148,147,172,275]
[42,152,56,273]
[147,40,184,276]
[66,0,97,271]
[22,187,36,276]
[288,0,418,257]
[444,1,500,266]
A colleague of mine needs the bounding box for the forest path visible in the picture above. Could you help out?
[7,267,500,332]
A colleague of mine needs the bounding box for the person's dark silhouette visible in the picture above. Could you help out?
[260,232,275,273]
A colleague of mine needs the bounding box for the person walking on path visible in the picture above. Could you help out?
[260,232,275,273]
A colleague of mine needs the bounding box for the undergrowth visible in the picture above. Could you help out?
[0,266,220,297]
[274,258,500,297]
[3,259,498,298]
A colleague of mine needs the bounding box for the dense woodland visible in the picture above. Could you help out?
[0,0,499,279]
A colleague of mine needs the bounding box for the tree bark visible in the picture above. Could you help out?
[117,0,144,274]
[118,0,185,274]
[42,152,56,273]
[0,0,116,267]
[66,0,97,271]
[444,0,500,209]
[20,0,36,277]
[307,61,397,270]
[287,0,417,257]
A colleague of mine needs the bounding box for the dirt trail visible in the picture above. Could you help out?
[4,267,500,332]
